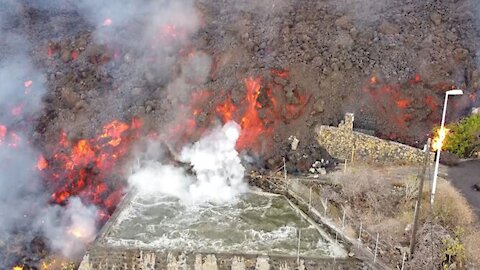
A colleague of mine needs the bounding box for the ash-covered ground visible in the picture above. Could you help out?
[1,0,480,268]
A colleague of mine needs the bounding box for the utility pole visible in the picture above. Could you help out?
[409,138,431,258]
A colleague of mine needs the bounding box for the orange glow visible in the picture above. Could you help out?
[369,76,378,84]
[396,99,410,109]
[216,97,237,122]
[99,120,129,147]
[432,127,450,151]
[70,140,95,168]
[271,69,289,79]
[37,155,48,171]
[45,119,142,216]
[169,71,310,152]
[0,125,6,144]
[68,227,85,239]
[410,73,422,83]
[24,80,33,88]
[236,77,265,150]
[13,266,23,270]
[102,18,112,26]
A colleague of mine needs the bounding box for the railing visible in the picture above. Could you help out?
[255,173,408,270]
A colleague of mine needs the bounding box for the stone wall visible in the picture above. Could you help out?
[78,248,365,270]
[316,113,431,165]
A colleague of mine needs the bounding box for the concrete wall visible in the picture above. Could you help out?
[316,113,431,165]
[79,248,366,270]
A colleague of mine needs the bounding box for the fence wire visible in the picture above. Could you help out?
[261,174,405,269]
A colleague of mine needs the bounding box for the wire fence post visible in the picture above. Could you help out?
[342,209,346,230]
[374,233,379,263]
[283,157,287,181]
[401,251,406,270]
[308,187,312,211]
[358,222,363,248]
[297,228,301,264]
[323,197,328,216]
[409,140,431,258]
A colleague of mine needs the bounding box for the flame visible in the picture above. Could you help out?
[432,127,450,151]
[43,118,142,217]
[216,97,237,122]
[99,120,130,147]
[237,77,266,150]
[13,266,23,270]
[169,71,309,153]
[68,227,86,239]
[369,76,378,84]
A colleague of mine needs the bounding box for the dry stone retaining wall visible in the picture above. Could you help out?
[316,113,432,165]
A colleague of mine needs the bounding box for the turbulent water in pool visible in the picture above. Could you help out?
[102,192,346,258]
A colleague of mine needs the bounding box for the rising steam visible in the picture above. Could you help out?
[129,122,248,204]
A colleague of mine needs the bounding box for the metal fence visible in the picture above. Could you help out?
[261,174,408,270]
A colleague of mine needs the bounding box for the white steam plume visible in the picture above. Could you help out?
[129,122,248,204]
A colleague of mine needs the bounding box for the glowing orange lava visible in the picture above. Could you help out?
[0,125,6,144]
[168,70,310,152]
[99,120,130,147]
[37,154,48,171]
[42,118,142,218]
[396,99,410,109]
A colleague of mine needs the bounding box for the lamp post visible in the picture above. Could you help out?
[431,89,463,205]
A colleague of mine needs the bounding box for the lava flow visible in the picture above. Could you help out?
[363,74,440,140]
[39,118,143,219]
[167,70,311,153]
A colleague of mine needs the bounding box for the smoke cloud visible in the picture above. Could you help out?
[129,121,248,204]
[35,198,98,259]
[0,1,98,268]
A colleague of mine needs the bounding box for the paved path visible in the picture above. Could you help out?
[446,160,480,218]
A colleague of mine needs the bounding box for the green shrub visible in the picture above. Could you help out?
[443,114,480,158]
[443,227,467,269]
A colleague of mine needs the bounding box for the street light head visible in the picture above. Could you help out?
[446,89,463,96]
